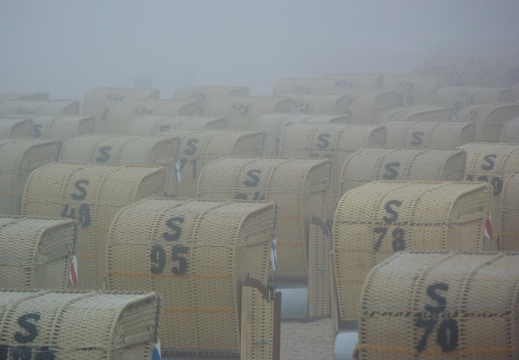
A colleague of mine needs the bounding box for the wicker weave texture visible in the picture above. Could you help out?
[197,157,331,318]
[0,216,77,290]
[172,86,249,114]
[21,163,165,290]
[501,117,519,142]
[322,89,401,125]
[31,116,95,139]
[172,86,249,116]
[460,142,519,198]
[0,138,60,215]
[461,142,519,250]
[0,100,80,117]
[241,278,279,360]
[333,181,494,323]
[279,123,386,213]
[104,99,198,134]
[59,134,175,196]
[339,148,466,196]
[383,121,418,148]
[467,66,499,87]
[382,75,442,106]
[358,251,519,359]
[168,130,264,198]
[319,74,384,90]
[0,117,32,138]
[377,105,452,124]
[0,290,161,359]
[106,198,276,351]
[253,113,349,156]
[272,78,315,96]
[202,96,293,129]
[82,87,160,133]
[485,61,519,87]
[457,103,519,142]
[273,75,383,96]
[384,121,474,149]
[502,173,519,251]
[434,86,512,109]
[125,115,226,135]
[416,56,488,86]
[413,63,459,87]
[288,94,355,115]
[457,60,497,87]
[172,86,249,101]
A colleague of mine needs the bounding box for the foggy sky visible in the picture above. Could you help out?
[1,0,518,100]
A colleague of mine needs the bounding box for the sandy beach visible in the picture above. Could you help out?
[280,318,334,360]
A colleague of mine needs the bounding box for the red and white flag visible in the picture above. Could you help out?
[484,213,494,241]
[70,255,78,286]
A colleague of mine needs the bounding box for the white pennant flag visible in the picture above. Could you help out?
[174,159,182,182]
[270,238,277,271]
[484,213,494,241]
[152,339,161,360]
[450,69,465,86]
[69,255,78,286]
[450,108,459,121]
